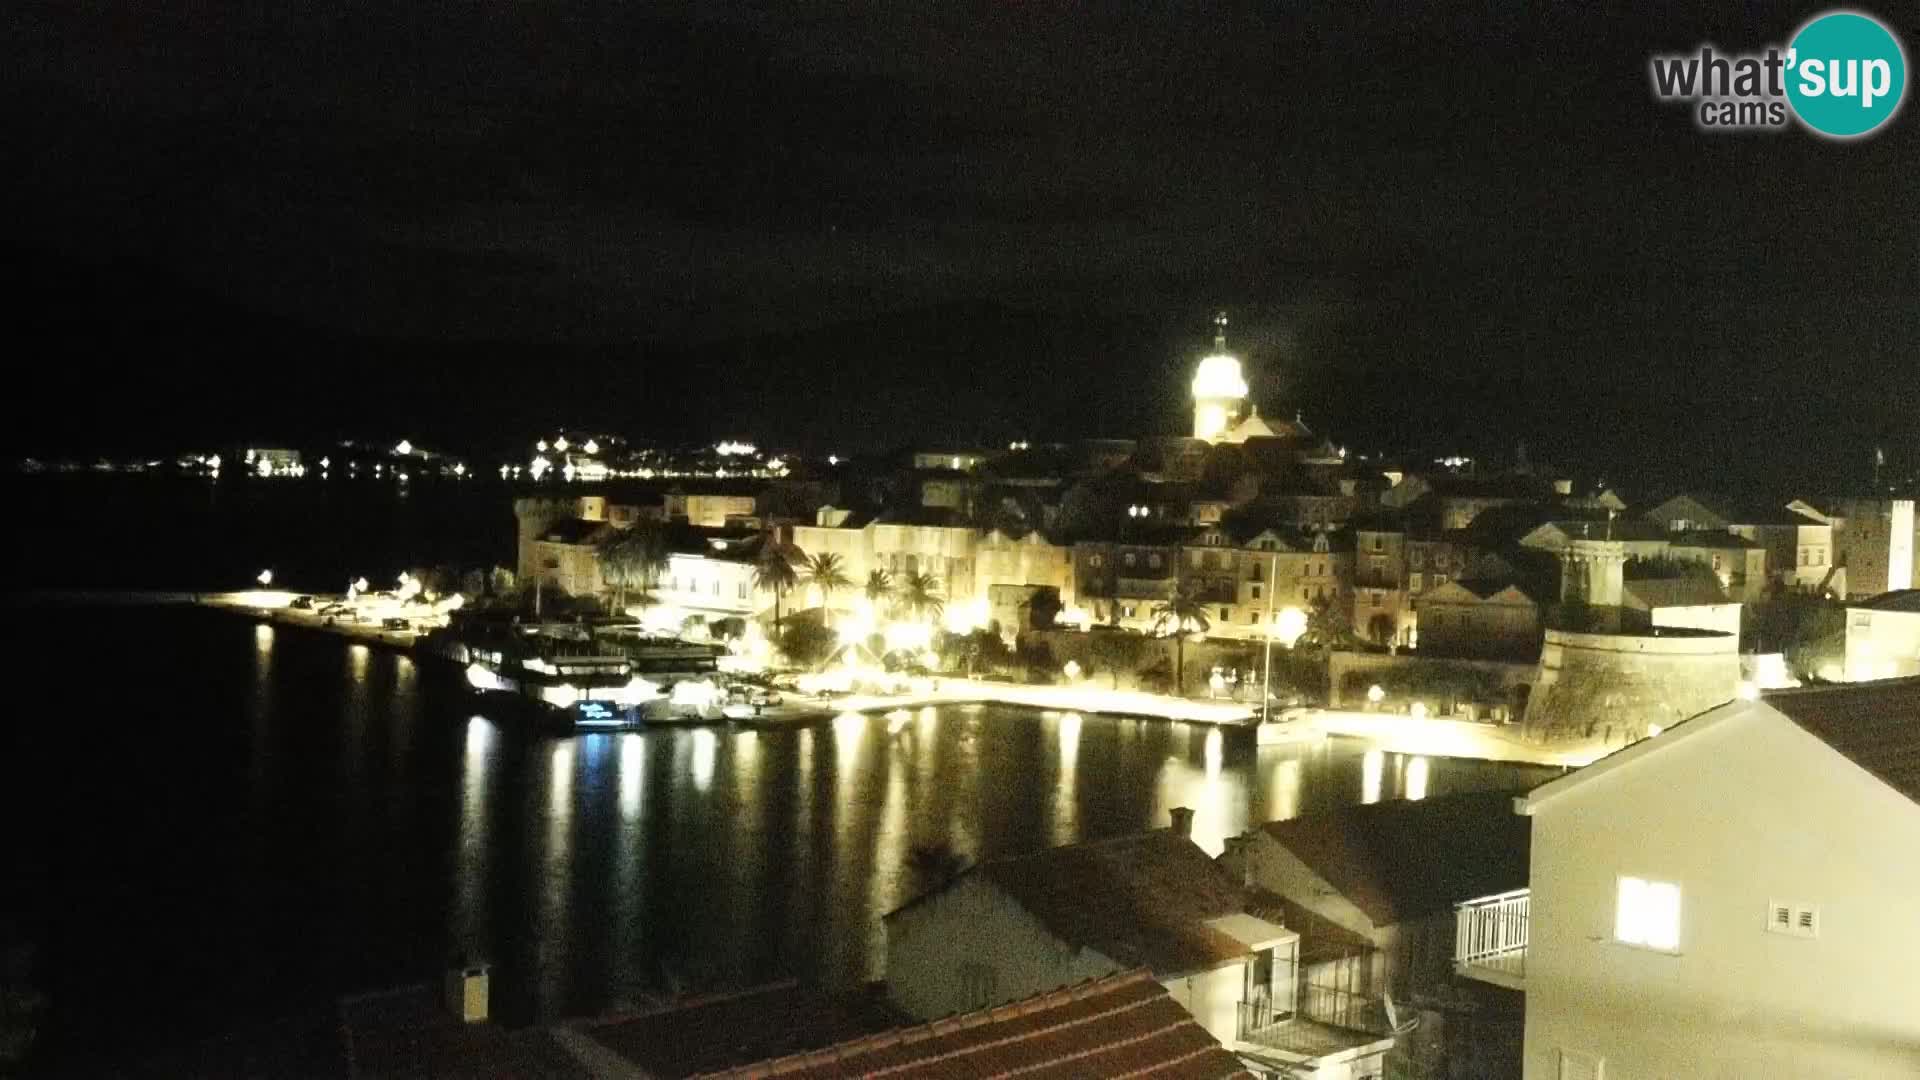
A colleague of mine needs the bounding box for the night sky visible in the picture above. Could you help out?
[8,3,1916,491]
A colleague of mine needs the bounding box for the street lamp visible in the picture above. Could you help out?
[1260,550,1279,723]
[257,569,273,586]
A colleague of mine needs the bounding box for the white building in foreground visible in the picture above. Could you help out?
[1844,590,1920,682]
[885,816,1397,1079]
[1453,678,1920,1078]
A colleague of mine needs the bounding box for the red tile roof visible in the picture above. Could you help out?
[133,985,594,1079]
[1765,677,1920,806]
[696,969,1252,1079]
[582,980,901,1078]
[1852,590,1920,614]
[1257,792,1530,928]
[339,986,593,1079]
[947,829,1260,976]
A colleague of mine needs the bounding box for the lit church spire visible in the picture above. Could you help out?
[1192,311,1247,442]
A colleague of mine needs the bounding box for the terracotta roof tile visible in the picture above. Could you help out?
[1852,590,1920,614]
[1765,677,1920,806]
[966,830,1258,976]
[583,981,899,1077]
[699,970,1251,1080]
[1257,792,1530,927]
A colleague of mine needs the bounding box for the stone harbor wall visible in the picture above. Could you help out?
[1522,627,1739,747]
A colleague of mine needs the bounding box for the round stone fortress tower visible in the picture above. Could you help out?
[1521,536,1739,750]
[1522,627,1740,749]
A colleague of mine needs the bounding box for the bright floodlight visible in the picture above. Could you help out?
[1192,354,1248,400]
[1367,683,1385,704]
[395,439,413,456]
[1273,606,1308,647]
[257,569,273,586]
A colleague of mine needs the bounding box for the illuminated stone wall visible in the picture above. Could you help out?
[1521,628,1739,747]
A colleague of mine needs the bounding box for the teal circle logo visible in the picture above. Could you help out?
[1786,11,1907,138]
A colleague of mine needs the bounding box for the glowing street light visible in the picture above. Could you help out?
[256,569,273,586]
[554,436,569,452]
[395,439,413,456]
[583,439,599,455]
[1367,684,1385,705]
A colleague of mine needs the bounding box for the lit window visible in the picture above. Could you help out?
[1125,553,1137,568]
[1615,876,1682,951]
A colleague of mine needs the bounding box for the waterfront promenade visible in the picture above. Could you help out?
[186,589,1584,765]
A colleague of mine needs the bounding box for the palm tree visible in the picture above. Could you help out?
[1151,579,1212,697]
[1296,593,1354,652]
[752,542,799,636]
[801,551,852,625]
[597,527,663,613]
[899,571,945,625]
[628,521,669,594]
[864,569,896,616]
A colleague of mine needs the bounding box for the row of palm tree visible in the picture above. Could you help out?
[751,543,949,637]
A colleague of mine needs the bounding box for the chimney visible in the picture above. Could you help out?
[444,957,491,1024]
[1169,806,1194,838]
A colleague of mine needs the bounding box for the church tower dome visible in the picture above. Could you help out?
[1191,312,1248,443]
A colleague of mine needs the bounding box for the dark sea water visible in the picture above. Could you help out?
[3,477,1559,1069]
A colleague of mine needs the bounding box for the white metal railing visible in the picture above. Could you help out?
[1454,888,1529,979]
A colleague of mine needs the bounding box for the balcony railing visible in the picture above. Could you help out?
[1237,984,1393,1060]
[1454,888,1528,988]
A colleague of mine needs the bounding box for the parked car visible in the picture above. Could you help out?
[319,603,352,616]
[381,617,411,631]
[290,595,316,610]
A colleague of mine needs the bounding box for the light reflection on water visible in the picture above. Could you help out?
[435,703,1553,1023]
[80,610,1565,1055]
